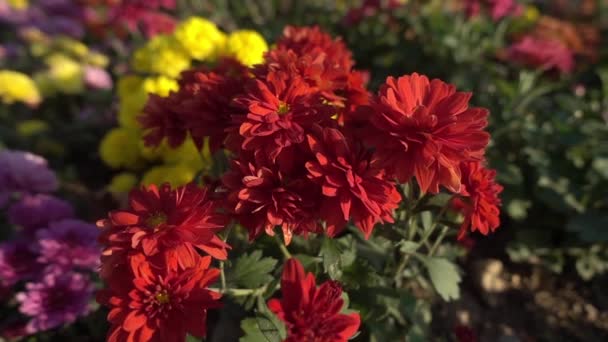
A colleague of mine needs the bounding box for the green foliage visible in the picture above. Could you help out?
[227,251,278,289]
[418,256,462,301]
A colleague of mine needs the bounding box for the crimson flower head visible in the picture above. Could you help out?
[98,183,228,280]
[452,161,503,240]
[268,258,360,342]
[277,26,354,72]
[234,70,334,162]
[306,127,400,238]
[98,253,221,342]
[222,153,320,244]
[369,73,490,194]
[140,58,250,152]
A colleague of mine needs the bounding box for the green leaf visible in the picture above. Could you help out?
[319,236,357,280]
[399,241,419,254]
[240,313,287,342]
[418,256,462,301]
[227,251,278,288]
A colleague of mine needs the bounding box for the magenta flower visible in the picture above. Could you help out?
[8,194,74,231]
[0,150,58,201]
[16,272,93,334]
[0,239,42,286]
[36,219,100,271]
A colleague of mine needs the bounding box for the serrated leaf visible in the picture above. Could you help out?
[321,238,342,280]
[227,251,278,288]
[419,256,462,301]
[240,318,272,342]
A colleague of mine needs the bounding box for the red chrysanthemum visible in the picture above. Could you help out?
[306,127,400,238]
[256,49,349,106]
[98,253,221,342]
[233,70,334,162]
[268,258,360,342]
[277,26,354,72]
[140,91,188,149]
[451,161,503,240]
[108,0,176,38]
[369,73,490,193]
[97,183,228,280]
[222,152,320,244]
[507,35,575,74]
[140,58,249,152]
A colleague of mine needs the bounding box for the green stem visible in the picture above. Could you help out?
[429,226,449,257]
[275,235,292,259]
[219,225,233,292]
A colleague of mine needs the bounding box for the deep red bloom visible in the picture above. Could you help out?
[306,127,400,238]
[256,49,349,106]
[369,73,490,193]
[222,153,320,244]
[98,183,228,281]
[98,253,221,342]
[140,92,188,149]
[451,161,503,240]
[507,35,575,74]
[233,71,334,162]
[277,26,354,72]
[108,0,176,37]
[268,258,360,342]
[141,58,250,152]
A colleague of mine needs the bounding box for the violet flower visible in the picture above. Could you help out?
[8,194,74,231]
[0,150,58,200]
[15,271,93,334]
[36,219,100,271]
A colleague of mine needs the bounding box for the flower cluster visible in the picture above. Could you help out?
[140,25,502,243]
[0,0,90,38]
[96,183,225,341]
[0,149,98,337]
[0,28,111,107]
[102,25,503,341]
[99,16,268,192]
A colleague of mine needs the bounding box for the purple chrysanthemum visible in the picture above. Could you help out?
[0,239,42,286]
[15,271,93,334]
[36,219,100,271]
[0,150,58,201]
[8,194,74,231]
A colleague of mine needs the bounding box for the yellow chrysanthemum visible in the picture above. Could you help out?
[17,119,49,136]
[55,37,88,58]
[38,54,84,95]
[174,17,227,61]
[0,70,41,106]
[141,164,196,187]
[99,127,142,169]
[108,172,138,193]
[132,35,190,77]
[161,137,210,172]
[223,30,268,66]
[85,52,110,68]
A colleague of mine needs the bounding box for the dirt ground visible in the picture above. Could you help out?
[433,231,608,342]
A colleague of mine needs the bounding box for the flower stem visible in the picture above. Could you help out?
[275,235,292,260]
